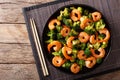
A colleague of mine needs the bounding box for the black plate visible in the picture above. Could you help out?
[42,4,111,74]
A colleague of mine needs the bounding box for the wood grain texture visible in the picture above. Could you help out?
[0,43,35,64]
[0,24,30,43]
[0,64,39,80]
[0,0,54,23]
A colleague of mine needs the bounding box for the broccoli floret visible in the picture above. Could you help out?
[98,34,106,40]
[57,33,63,39]
[69,29,79,36]
[52,49,63,57]
[101,42,108,48]
[62,61,71,69]
[84,48,91,57]
[73,21,80,30]
[57,8,70,21]
[84,23,96,35]
[93,42,101,50]
[45,39,53,43]
[80,43,86,50]
[77,7,83,14]
[56,25,62,32]
[63,18,73,27]
[70,7,76,10]
[72,48,78,54]
[95,19,105,31]
[83,9,89,16]
[72,39,80,46]
[87,43,93,48]
[47,30,56,39]
[59,39,66,45]
[76,59,85,69]
[96,58,102,64]
[88,13,92,19]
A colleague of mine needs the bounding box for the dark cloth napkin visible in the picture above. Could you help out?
[23,0,120,80]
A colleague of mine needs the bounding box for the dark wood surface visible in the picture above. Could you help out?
[1,0,120,80]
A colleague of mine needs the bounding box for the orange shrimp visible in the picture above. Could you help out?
[70,9,81,21]
[90,32,98,44]
[90,48,105,58]
[47,41,62,52]
[66,36,75,48]
[78,32,90,43]
[52,56,66,67]
[80,18,93,29]
[60,25,70,37]
[70,63,80,74]
[85,56,96,68]
[92,12,101,22]
[62,46,73,60]
[48,19,61,30]
[77,50,87,60]
[99,28,110,42]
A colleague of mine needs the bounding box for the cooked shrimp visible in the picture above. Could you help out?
[60,25,70,37]
[99,28,110,42]
[90,32,98,44]
[47,41,62,52]
[62,46,73,60]
[92,12,101,22]
[90,48,105,58]
[77,50,87,60]
[80,18,93,29]
[78,32,90,43]
[67,36,75,48]
[52,56,66,67]
[70,9,81,21]
[70,63,80,74]
[48,19,61,30]
[85,56,96,68]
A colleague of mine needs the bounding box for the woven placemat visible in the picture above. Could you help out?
[23,0,120,80]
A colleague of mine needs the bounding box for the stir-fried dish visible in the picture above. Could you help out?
[45,6,110,74]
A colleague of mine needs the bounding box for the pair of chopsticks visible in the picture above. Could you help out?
[30,18,49,76]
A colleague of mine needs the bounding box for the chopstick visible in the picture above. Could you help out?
[30,18,49,76]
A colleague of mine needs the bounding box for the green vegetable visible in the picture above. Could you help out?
[84,48,91,57]
[63,18,73,27]
[88,13,92,19]
[76,59,85,69]
[80,43,86,50]
[83,9,89,16]
[87,43,93,48]
[56,25,62,32]
[77,59,85,66]
[45,39,53,43]
[98,34,106,40]
[77,7,83,14]
[95,19,105,30]
[70,7,76,10]
[69,29,79,36]
[59,39,66,45]
[52,49,63,57]
[72,48,78,54]
[84,23,96,35]
[101,42,108,48]
[47,30,56,39]
[57,33,63,39]
[73,21,80,30]
[72,39,80,46]
[96,58,102,64]
[93,42,101,50]
[62,61,71,69]
[57,8,70,20]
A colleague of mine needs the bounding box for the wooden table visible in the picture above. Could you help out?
[0,0,120,80]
